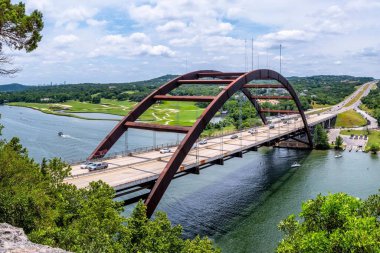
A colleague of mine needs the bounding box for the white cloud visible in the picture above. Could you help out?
[4,0,380,84]
[156,21,187,33]
[89,33,175,58]
[56,7,98,27]
[261,30,315,43]
[86,19,107,26]
[53,34,79,44]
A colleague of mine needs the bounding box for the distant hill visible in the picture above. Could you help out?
[0,83,28,92]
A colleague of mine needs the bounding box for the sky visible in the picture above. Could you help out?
[2,0,380,85]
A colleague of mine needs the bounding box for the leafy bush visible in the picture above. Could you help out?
[277,192,380,252]
[0,135,220,252]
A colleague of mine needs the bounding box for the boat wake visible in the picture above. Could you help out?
[61,134,80,140]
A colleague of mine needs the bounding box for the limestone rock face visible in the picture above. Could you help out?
[0,223,69,253]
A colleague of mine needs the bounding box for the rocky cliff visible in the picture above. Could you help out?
[0,223,69,253]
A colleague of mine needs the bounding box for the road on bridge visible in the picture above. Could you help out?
[64,113,334,190]
[64,80,376,203]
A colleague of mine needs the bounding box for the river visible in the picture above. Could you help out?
[1,105,379,252]
[0,105,180,162]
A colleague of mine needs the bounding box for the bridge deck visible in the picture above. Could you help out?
[64,113,335,191]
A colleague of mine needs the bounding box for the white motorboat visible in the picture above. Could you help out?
[334,154,343,158]
[291,162,301,168]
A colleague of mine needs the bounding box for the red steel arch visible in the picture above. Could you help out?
[89,69,313,217]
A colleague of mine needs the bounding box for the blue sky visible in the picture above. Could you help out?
[3,0,380,85]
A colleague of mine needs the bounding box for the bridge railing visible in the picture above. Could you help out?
[67,141,181,165]
[66,113,323,166]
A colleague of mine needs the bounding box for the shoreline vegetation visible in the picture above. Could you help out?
[7,100,205,125]
[0,135,221,253]
[336,109,367,128]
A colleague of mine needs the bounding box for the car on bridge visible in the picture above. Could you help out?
[248,128,257,134]
[230,134,238,139]
[88,162,108,171]
[199,139,207,145]
[80,161,93,169]
[160,148,171,154]
[269,124,275,129]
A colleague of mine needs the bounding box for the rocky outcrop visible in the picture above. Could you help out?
[0,223,69,253]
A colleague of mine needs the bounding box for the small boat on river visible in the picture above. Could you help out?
[58,131,64,137]
[291,162,301,168]
[335,154,343,158]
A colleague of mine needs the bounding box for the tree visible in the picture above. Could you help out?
[0,0,44,76]
[334,135,343,150]
[0,134,220,252]
[91,95,101,104]
[0,115,3,134]
[313,124,330,150]
[369,143,380,154]
[277,192,380,252]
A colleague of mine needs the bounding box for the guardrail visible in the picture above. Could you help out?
[67,141,180,165]
[66,114,330,166]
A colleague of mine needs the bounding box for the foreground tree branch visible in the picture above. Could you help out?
[0,0,43,76]
[0,52,21,76]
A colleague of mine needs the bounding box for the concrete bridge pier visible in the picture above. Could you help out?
[276,115,337,149]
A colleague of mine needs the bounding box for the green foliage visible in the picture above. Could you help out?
[288,75,373,105]
[334,135,343,150]
[361,84,380,123]
[369,143,380,154]
[0,0,43,76]
[336,109,367,128]
[313,124,330,150]
[91,94,101,104]
[0,116,3,135]
[0,136,220,252]
[277,192,380,253]
[0,0,44,52]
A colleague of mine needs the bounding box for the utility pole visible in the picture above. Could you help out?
[257,54,260,69]
[185,56,188,73]
[280,44,282,74]
[244,39,247,72]
[251,38,254,70]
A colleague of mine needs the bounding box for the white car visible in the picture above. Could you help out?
[269,124,275,129]
[248,128,257,134]
[160,148,171,154]
[199,139,207,145]
[80,161,93,169]
[88,162,108,171]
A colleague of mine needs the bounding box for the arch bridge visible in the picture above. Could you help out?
[67,69,336,217]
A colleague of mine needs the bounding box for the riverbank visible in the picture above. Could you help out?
[1,105,380,252]
[211,150,380,252]
[8,99,204,126]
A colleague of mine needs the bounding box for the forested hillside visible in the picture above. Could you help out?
[0,75,372,107]
[361,81,380,122]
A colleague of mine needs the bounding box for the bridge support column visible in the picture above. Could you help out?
[232,151,243,158]
[211,158,224,165]
[249,146,258,151]
[190,166,200,174]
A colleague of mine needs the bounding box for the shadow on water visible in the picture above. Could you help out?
[123,148,312,239]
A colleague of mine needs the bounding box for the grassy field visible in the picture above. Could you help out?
[9,99,136,115]
[311,102,329,109]
[340,129,380,150]
[336,109,367,128]
[344,83,369,107]
[9,100,205,126]
[140,101,204,126]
